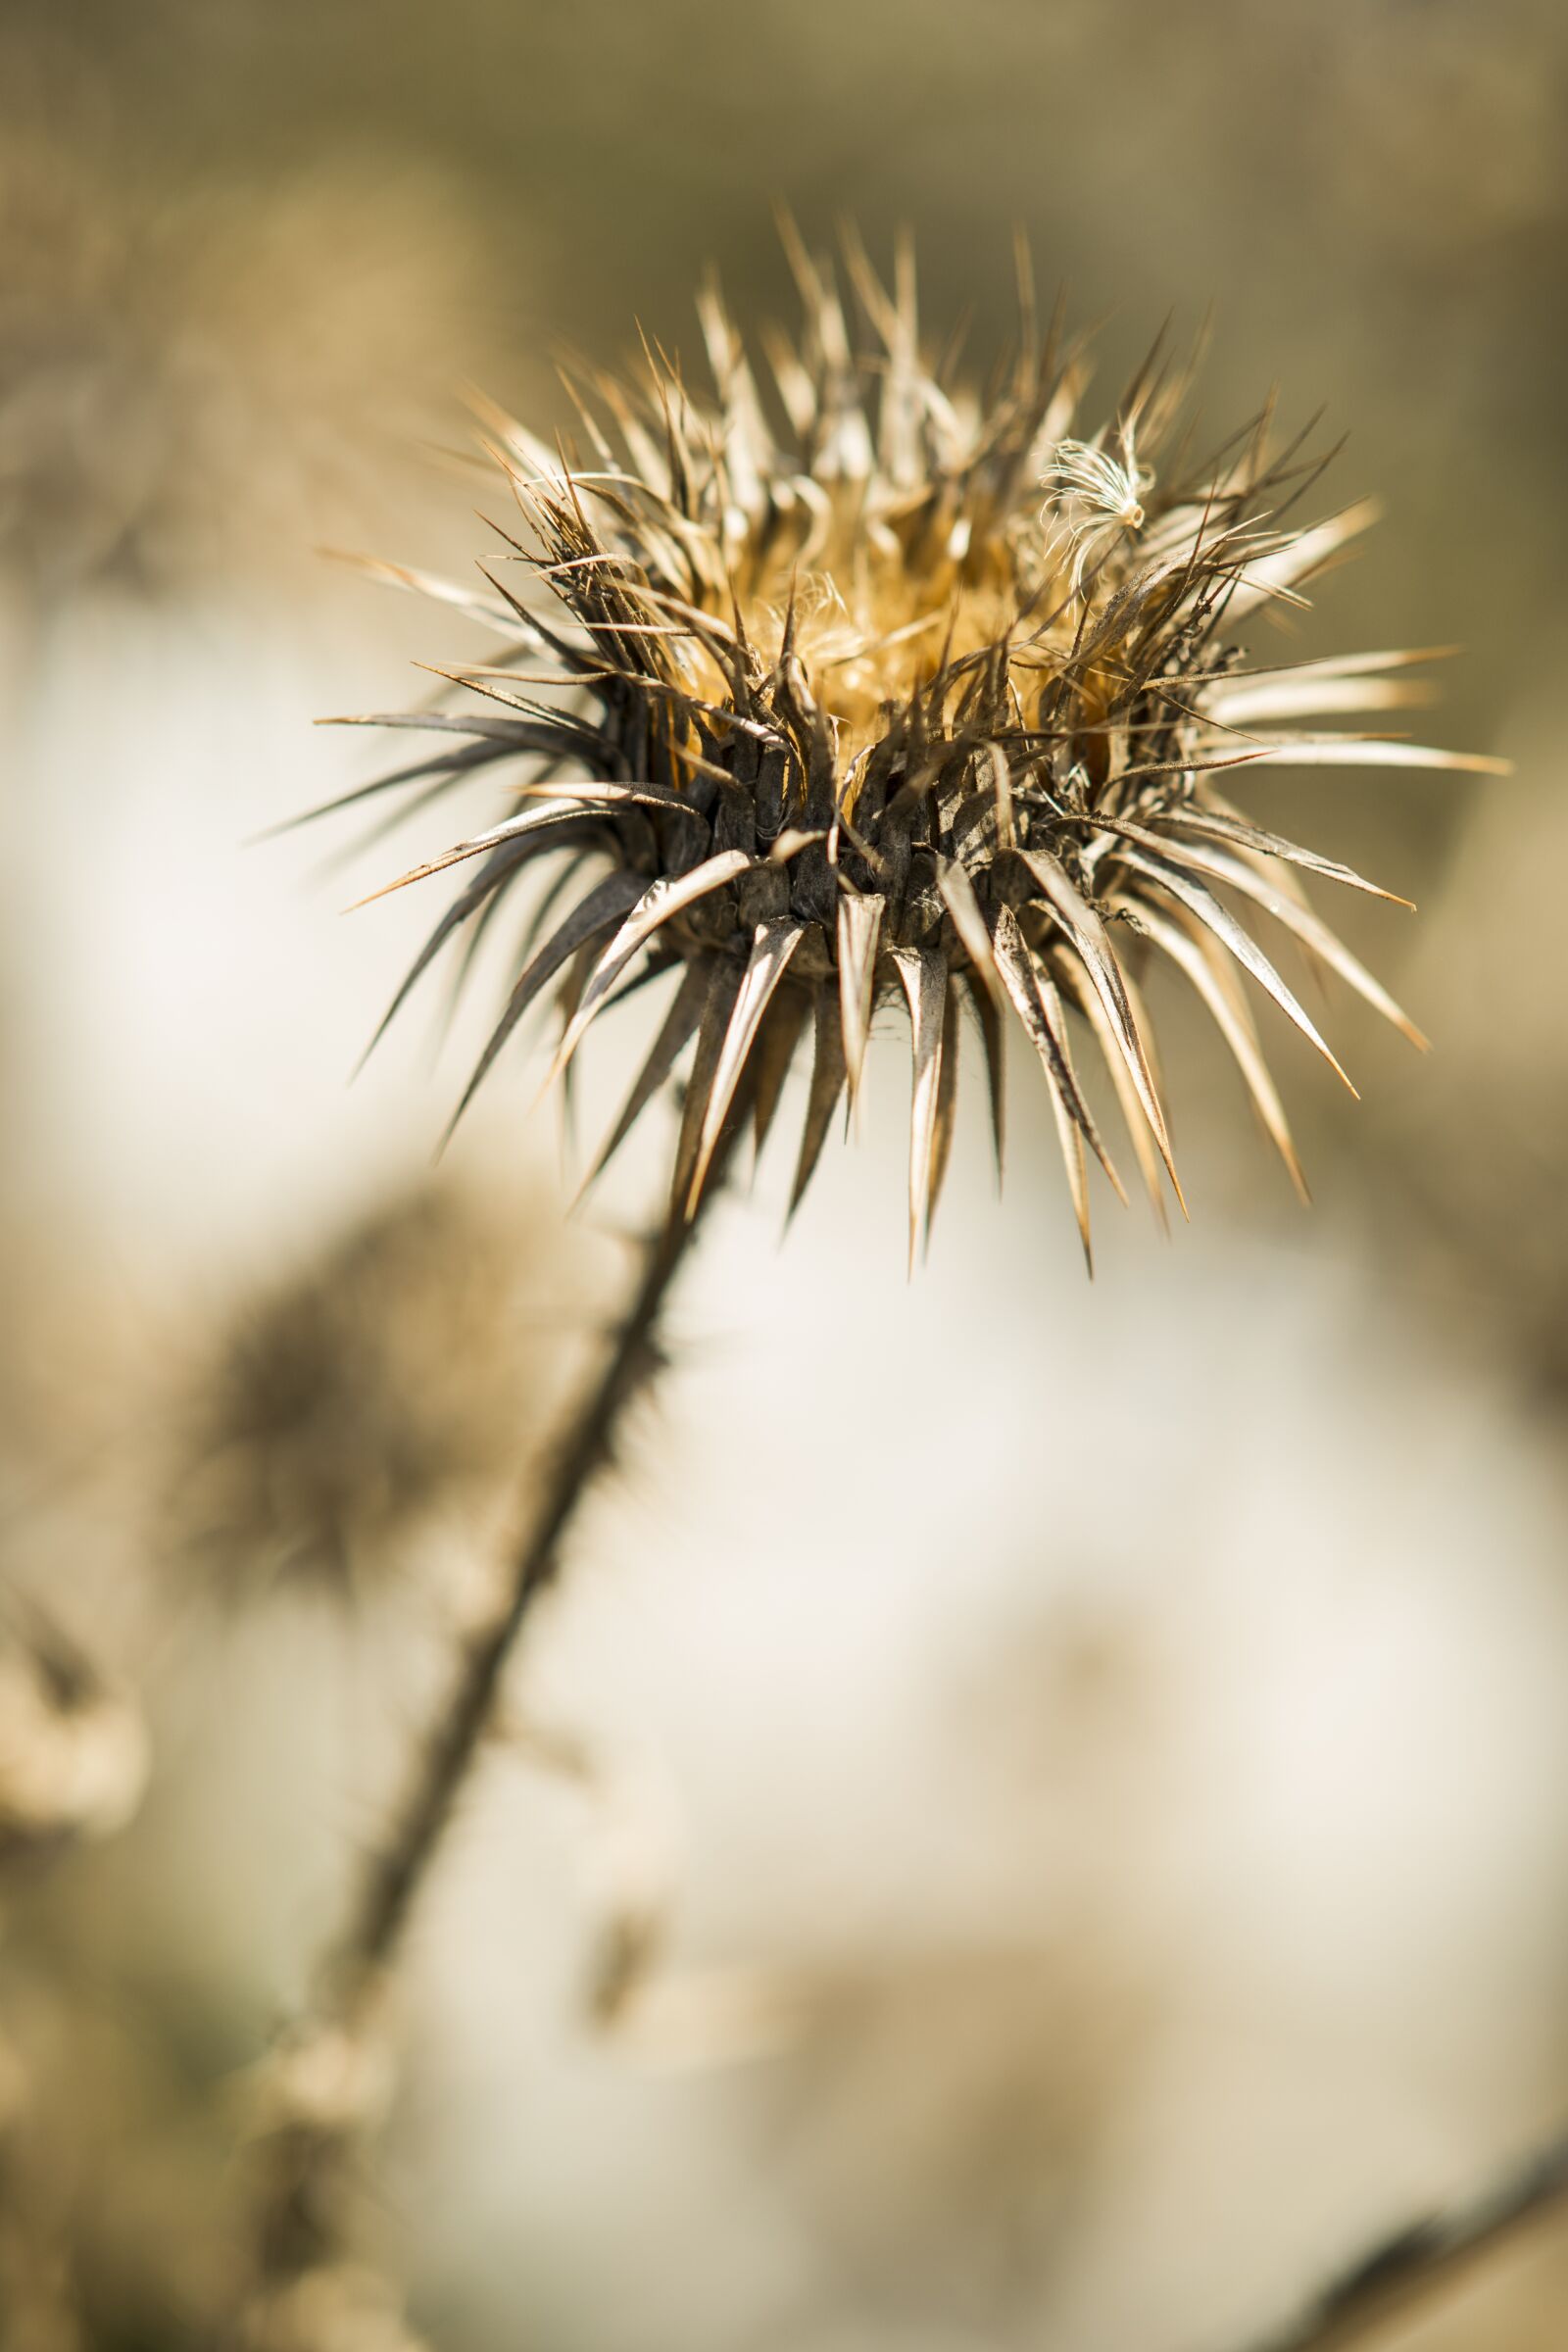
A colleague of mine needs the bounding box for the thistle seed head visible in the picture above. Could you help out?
[338,228,1497,1265]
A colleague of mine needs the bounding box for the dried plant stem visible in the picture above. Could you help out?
[1220,2120,1568,2352]
[323,1189,710,2016]
[228,1161,729,2344]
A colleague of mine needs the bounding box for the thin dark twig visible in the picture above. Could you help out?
[1216,2121,1568,2352]
[324,1185,712,2011]
[228,1145,730,2341]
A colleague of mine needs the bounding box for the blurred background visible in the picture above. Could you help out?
[2,3,1566,2346]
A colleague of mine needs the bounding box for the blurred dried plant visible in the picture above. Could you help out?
[1371,742,1568,1403]
[508,1712,805,2063]
[0,1590,145,1871]
[0,125,490,598]
[167,1180,564,1606]
[0,2017,83,2352]
[0,1590,147,2351]
[231,2015,431,2352]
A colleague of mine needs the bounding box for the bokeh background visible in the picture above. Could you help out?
[2,4,1567,2347]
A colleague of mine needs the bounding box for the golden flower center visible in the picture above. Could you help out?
[697,493,1078,762]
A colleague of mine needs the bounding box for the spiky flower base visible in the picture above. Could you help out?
[334,227,1496,1263]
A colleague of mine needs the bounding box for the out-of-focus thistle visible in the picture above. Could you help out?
[0,1592,146,2348]
[334,224,1500,1266]
[0,126,486,597]
[170,1181,560,1605]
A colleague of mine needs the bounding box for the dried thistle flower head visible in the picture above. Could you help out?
[335,227,1498,1264]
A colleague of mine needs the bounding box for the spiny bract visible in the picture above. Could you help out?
[329,228,1496,1265]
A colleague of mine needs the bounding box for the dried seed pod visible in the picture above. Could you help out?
[329,229,1496,1264]
[237,2264,430,2352]
[231,2020,423,2352]
[0,1592,145,1867]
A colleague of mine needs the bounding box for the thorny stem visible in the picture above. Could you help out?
[1216,2119,1568,2352]
[325,1188,711,2014]
[234,1150,729,2334]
